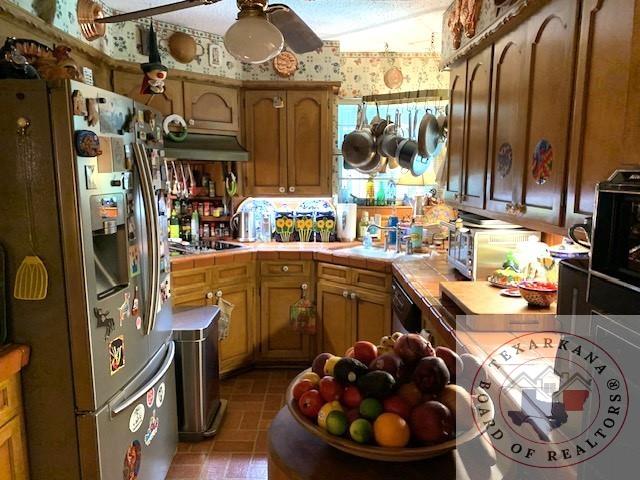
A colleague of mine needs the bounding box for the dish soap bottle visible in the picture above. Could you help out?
[358,211,370,240]
[366,176,375,206]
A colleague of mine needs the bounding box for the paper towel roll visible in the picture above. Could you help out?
[336,203,357,242]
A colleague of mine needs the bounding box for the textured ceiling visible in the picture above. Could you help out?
[104,0,449,52]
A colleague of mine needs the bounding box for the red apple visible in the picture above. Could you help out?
[342,385,364,408]
[353,341,378,366]
[383,395,411,420]
[413,356,450,394]
[435,346,464,382]
[292,379,316,400]
[345,347,355,358]
[410,401,454,444]
[298,390,324,418]
[394,334,435,364]
[319,376,344,402]
[369,352,403,379]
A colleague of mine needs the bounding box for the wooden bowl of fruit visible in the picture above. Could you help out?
[285,334,494,462]
[517,281,558,307]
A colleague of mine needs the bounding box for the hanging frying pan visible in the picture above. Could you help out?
[418,108,439,156]
[342,103,375,168]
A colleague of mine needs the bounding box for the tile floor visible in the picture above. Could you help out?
[167,368,298,480]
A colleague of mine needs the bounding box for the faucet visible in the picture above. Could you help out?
[366,224,407,254]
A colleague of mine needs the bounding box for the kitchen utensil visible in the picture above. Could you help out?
[395,138,420,173]
[179,162,188,197]
[231,210,256,242]
[286,369,494,461]
[568,216,592,249]
[165,31,204,64]
[225,163,237,196]
[170,160,180,195]
[187,162,196,195]
[418,108,439,156]
[14,117,48,301]
[342,103,376,168]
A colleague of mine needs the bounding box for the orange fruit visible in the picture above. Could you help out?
[373,412,410,447]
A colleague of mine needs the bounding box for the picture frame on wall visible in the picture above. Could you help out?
[209,44,220,66]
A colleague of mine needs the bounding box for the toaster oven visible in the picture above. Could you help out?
[447,226,540,280]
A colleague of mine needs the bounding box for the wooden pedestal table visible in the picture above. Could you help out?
[267,407,499,480]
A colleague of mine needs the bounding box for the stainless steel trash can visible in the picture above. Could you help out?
[172,306,227,441]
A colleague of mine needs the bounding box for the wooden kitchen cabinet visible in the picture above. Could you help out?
[317,281,352,356]
[351,289,391,347]
[286,90,331,196]
[461,47,493,209]
[317,265,391,355]
[259,278,313,362]
[217,282,255,374]
[516,0,578,225]
[0,415,28,480]
[244,89,332,196]
[565,0,638,226]
[183,81,240,133]
[444,61,467,203]
[112,71,184,118]
[485,27,528,216]
[244,90,288,195]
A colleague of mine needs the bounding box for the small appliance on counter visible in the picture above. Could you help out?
[173,306,226,441]
[445,213,541,280]
[231,209,256,242]
[336,203,357,241]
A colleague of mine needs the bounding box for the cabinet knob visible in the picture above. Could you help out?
[289,186,295,193]
[301,283,308,290]
[282,265,289,272]
[454,193,460,201]
[188,118,195,126]
[216,290,223,298]
[206,291,213,299]
[350,292,358,300]
[279,187,286,193]
[343,290,349,298]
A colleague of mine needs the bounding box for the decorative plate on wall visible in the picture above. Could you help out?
[273,51,299,78]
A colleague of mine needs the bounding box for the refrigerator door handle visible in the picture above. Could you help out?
[133,143,160,336]
[110,341,175,415]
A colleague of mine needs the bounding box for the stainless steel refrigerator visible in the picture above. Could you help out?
[0,79,177,479]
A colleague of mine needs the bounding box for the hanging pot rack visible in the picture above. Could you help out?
[361,88,449,105]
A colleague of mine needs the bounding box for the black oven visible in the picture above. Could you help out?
[590,169,640,294]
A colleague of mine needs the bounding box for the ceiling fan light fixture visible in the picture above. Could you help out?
[224,9,284,64]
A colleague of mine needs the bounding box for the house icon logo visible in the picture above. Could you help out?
[469,332,628,469]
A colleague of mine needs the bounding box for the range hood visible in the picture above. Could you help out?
[163,134,249,162]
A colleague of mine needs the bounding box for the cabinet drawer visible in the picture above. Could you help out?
[172,288,209,308]
[0,374,21,429]
[352,268,391,292]
[261,261,311,277]
[214,262,254,285]
[172,268,209,290]
[317,262,351,284]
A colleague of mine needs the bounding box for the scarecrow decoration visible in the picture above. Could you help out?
[140,23,168,95]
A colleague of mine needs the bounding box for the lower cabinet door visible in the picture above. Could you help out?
[259,278,313,361]
[317,281,352,356]
[351,288,391,346]
[0,415,29,480]
[218,283,255,374]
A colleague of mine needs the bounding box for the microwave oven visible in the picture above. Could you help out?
[447,227,540,280]
[590,169,640,294]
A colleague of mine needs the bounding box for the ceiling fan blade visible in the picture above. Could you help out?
[266,4,323,54]
[96,0,220,24]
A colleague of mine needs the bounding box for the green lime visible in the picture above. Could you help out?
[326,410,348,436]
[349,418,373,444]
[359,398,383,420]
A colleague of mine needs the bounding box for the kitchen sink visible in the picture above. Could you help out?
[338,246,407,259]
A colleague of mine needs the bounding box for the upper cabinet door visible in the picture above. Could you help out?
[286,90,331,196]
[244,90,288,195]
[113,71,184,118]
[486,28,527,216]
[183,82,239,133]
[518,0,579,225]
[565,0,636,226]
[462,48,493,209]
[445,61,467,204]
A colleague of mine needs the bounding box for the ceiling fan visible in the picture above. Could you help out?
[94,0,323,64]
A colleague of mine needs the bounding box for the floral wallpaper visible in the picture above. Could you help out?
[7,0,342,82]
[339,52,449,98]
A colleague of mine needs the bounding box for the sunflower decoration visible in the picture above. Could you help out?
[315,211,336,242]
[275,211,295,242]
[295,211,315,242]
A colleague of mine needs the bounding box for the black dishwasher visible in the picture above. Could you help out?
[391,279,422,334]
